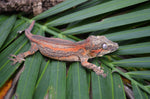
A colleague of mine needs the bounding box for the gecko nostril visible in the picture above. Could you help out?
[111,46,118,52]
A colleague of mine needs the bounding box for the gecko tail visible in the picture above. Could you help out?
[25,20,35,39]
[27,20,35,32]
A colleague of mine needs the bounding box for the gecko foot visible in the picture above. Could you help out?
[94,67,107,77]
[9,54,25,65]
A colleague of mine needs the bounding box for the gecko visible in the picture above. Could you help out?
[9,21,119,77]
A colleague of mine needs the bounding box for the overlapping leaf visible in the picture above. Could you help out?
[46,0,147,26]
[0,15,16,48]
[62,8,150,35]
[112,57,150,68]
[67,62,89,99]
[0,1,150,99]
[33,0,88,20]
[91,59,125,99]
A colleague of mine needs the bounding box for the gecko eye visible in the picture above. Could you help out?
[102,44,107,50]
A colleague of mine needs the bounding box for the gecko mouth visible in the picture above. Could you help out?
[96,51,101,57]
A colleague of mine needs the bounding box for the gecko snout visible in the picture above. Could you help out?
[111,43,119,52]
[115,43,119,49]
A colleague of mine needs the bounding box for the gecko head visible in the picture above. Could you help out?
[88,35,119,57]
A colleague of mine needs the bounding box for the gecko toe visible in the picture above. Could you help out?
[9,58,15,61]
[18,58,25,63]
[10,54,16,58]
[11,59,17,65]
[97,66,101,70]
[95,69,107,77]
[9,54,25,65]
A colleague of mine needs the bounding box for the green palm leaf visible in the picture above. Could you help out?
[0,0,150,99]
[61,8,150,35]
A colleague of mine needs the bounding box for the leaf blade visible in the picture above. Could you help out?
[105,26,150,41]
[48,61,66,99]
[127,71,150,79]
[116,42,150,55]
[112,57,150,68]
[47,0,147,26]
[67,62,89,99]
[15,52,42,99]
[0,15,16,48]
[0,34,28,87]
[62,8,150,35]
[33,0,88,20]
[92,60,113,99]
[132,82,148,99]
[113,73,126,99]
[33,60,51,99]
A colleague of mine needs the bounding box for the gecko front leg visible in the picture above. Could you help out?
[80,57,106,77]
[10,43,38,65]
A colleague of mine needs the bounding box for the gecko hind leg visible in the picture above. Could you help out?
[80,57,106,77]
[9,43,38,65]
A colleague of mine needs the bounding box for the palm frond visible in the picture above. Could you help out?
[0,0,150,99]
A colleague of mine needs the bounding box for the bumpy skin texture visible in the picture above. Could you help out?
[10,21,119,77]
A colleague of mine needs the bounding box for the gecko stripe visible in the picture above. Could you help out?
[39,46,85,57]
